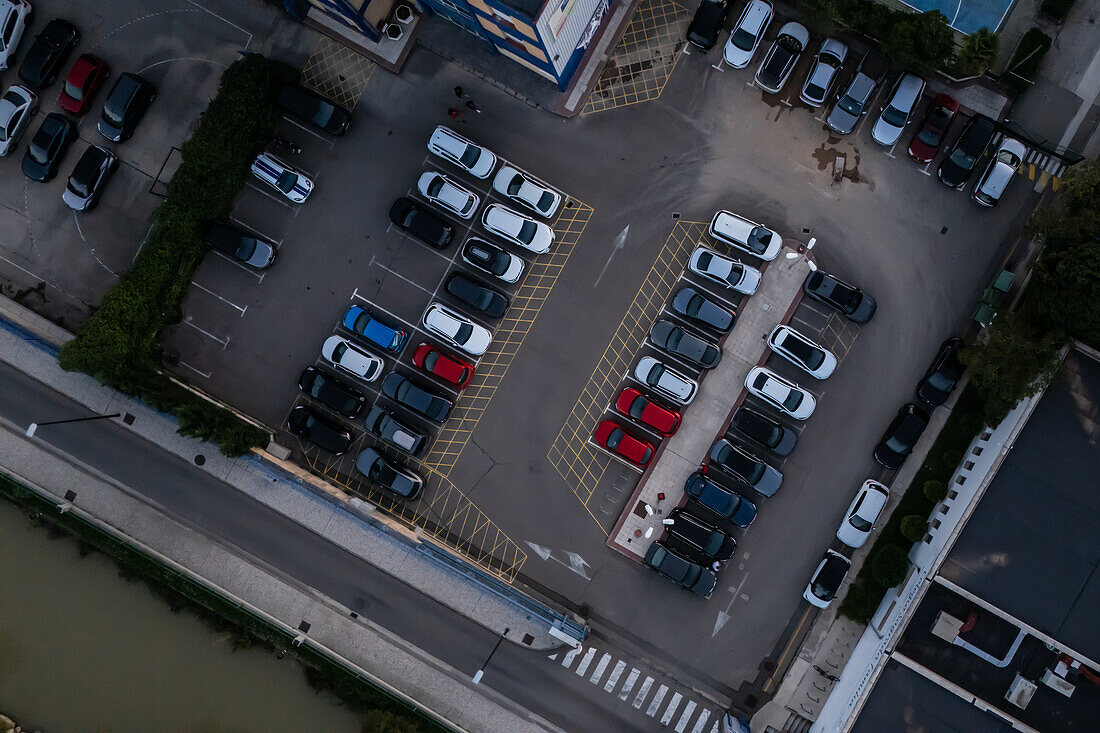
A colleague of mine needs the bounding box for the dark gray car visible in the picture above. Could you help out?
[671,286,734,333]
[729,407,797,456]
[364,406,428,456]
[649,319,721,369]
[708,439,783,496]
[355,448,424,500]
[826,51,889,135]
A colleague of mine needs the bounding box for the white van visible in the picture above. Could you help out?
[709,210,782,260]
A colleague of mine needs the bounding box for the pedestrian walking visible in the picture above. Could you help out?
[447,107,461,120]
[454,86,468,99]
[465,100,481,114]
[711,561,721,572]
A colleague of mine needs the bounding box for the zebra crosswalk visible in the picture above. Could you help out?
[549,645,721,732]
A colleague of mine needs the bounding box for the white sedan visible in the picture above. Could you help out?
[689,246,760,295]
[837,480,890,548]
[417,171,479,219]
[0,0,31,71]
[745,366,815,420]
[426,125,496,179]
[492,165,562,218]
[423,302,491,357]
[767,325,837,379]
[251,153,313,203]
[321,335,384,383]
[0,83,37,157]
[482,203,553,254]
[634,356,698,405]
[722,0,772,69]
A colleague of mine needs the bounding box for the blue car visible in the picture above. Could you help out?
[342,305,407,353]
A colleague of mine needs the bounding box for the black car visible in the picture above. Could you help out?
[917,337,964,407]
[286,405,352,455]
[355,448,424,500]
[18,19,80,90]
[298,367,366,418]
[686,0,729,51]
[364,406,428,456]
[671,286,734,333]
[803,270,877,324]
[97,72,156,142]
[937,115,997,189]
[62,145,117,211]
[204,222,276,269]
[662,509,736,564]
[276,83,352,136]
[709,439,783,496]
[683,471,757,528]
[445,272,509,319]
[804,549,851,608]
[649,319,721,369]
[729,407,797,457]
[389,197,454,250]
[21,113,76,182]
[461,238,523,283]
[643,542,718,598]
[873,403,930,469]
[381,372,453,423]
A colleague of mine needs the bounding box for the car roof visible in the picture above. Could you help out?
[776,21,808,45]
[740,0,771,28]
[890,73,925,106]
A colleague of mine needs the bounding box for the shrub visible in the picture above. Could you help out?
[900,515,929,542]
[956,412,985,438]
[1005,29,1052,90]
[923,479,948,503]
[1023,240,1100,348]
[939,449,964,475]
[950,28,999,77]
[1040,0,1076,21]
[880,11,957,75]
[871,545,910,588]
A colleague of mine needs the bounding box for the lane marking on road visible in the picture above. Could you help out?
[560,646,581,668]
[374,261,434,296]
[763,604,815,692]
[604,660,626,692]
[619,668,641,700]
[191,281,247,315]
[634,677,654,708]
[182,317,229,347]
[177,360,211,378]
[647,685,669,717]
[589,653,611,684]
[186,0,254,48]
[691,709,711,733]
[245,182,297,210]
[661,692,683,725]
[208,249,266,282]
[676,700,697,732]
[282,115,335,148]
[229,216,284,248]
[575,647,596,677]
[349,290,421,334]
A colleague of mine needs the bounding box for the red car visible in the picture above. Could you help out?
[59,54,110,115]
[413,343,474,389]
[594,420,655,467]
[907,93,958,164]
[614,387,681,436]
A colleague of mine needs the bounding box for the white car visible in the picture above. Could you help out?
[745,366,815,420]
[321,335,384,383]
[709,210,782,261]
[0,83,37,157]
[423,302,491,357]
[799,37,847,107]
[755,22,808,94]
[837,480,890,549]
[482,203,554,254]
[251,152,313,203]
[722,0,772,69]
[492,165,562,219]
[871,72,925,147]
[803,549,851,608]
[0,0,31,71]
[689,246,760,295]
[767,325,837,379]
[427,125,496,179]
[972,136,1027,207]
[417,171,478,219]
[634,356,698,405]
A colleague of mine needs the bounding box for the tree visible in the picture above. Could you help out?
[1024,240,1100,347]
[1029,161,1100,252]
[951,28,1000,76]
[901,515,929,542]
[881,11,957,75]
[871,545,909,588]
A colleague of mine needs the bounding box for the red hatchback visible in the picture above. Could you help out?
[907,93,958,164]
[594,420,655,467]
[615,387,681,436]
[413,343,474,389]
[59,54,110,115]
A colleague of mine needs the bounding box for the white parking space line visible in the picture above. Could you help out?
[618,668,641,700]
[178,360,211,378]
[560,646,581,668]
[245,182,297,210]
[885,140,899,159]
[585,437,645,473]
[349,290,422,334]
[661,692,683,726]
[182,317,230,348]
[920,161,934,176]
[589,653,611,684]
[574,647,596,677]
[647,685,669,717]
[375,262,434,297]
[209,250,266,282]
[191,281,247,315]
[633,677,655,708]
[691,709,712,733]
[676,700,697,732]
[186,0,254,48]
[676,272,741,312]
[281,116,336,149]
[229,216,284,247]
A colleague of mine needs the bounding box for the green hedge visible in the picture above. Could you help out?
[1005,29,1052,91]
[59,53,296,456]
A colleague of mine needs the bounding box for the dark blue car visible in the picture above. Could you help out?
[343,305,407,353]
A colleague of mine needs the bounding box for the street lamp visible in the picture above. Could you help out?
[26,412,122,437]
[472,627,509,685]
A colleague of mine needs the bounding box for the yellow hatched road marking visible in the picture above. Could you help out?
[301,36,376,109]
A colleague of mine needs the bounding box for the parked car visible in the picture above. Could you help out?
[917,337,964,407]
[97,72,156,141]
[355,448,423,500]
[729,406,796,457]
[643,542,717,598]
[381,372,453,423]
[321,335,384,383]
[427,125,496,178]
[614,387,681,436]
[836,479,890,548]
[972,136,1026,207]
[413,343,475,389]
[937,114,996,189]
[204,222,276,269]
[445,272,508,319]
[873,403,930,469]
[276,82,351,135]
[461,237,524,283]
[907,93,958,164]
[21,112,76,181]
[58,54,109,116]
[686,0,728,52]
[826,51,889,135]
[482,204,553,254]
[364,405,428,456]
[417,171,478,219]
[802,270,876,323]
[709,210,781,261]
[683,471,757,527]
[662,509,736,564]
[0,0,32,71]
[286,405,352,455]
[634,356,698,405]
[389,196,454,250]
[423,302,491,357]
[298,366,366,418]
[755,22,808,94]
[593,419,655,467]
[492,165,562,218]
[689,245,760,295]
[744,366,815,420]
[649,319,721,369]
[18,18,79,90]
[671,286,734,333]
[803,549,851,608]
[722,0,772,69]
[799,37,847,107]
[0,83,37,157]
[62,144,117,211]
[767,325,837,379]
[342,305,407,353]
[870,73,924,146]
[708,439,782,496]
[251,152,312,203]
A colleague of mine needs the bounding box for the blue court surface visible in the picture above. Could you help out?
[898,0,1014,34]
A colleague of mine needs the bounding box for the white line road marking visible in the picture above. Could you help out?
[589,653,611,684]
[661,692,683,725]
[191,281,247,315]
[186,0,254,48]
[647,685,669,717]
[633,677,654,708]
[594,225,629,287]
[375,262,434,296]
[348,291,421,334]
[182,317,229,347]
[282,115,331,145]
[138,56,228,74]
[245,182,296,210]
[604,660,626,693]
[229,216,283,247]
[560,646,581,668]
[886,140,899,159]
[575,647,596,677]
[676,700,697,732]
[691,709,712,733]
[619,668,641,700]
[177,360,211,378]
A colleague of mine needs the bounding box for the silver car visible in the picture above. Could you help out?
[972,136,1026,207]
[799,38,847,107]
[426,125,496,178]
[722,0,772,69]
[321,335,384,382]
[417,171,479,219]
[423,302,492,357]
[0,83,37,157]
[634,356,698,405]
[482,203,554,254]
[871,72,925,146]
[745,366,815,420]
[689,245,761,295]
[492,165,562,218]
[837,479,890,548]
[767,325,837,379]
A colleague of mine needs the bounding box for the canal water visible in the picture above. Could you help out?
[0,499,361,732]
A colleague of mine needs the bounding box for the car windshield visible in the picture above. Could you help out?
[884,436,910,453]
[927,372,954,391]
[782,389,803,411]
[948,147,977,170]
[311,105,334,127]
[537,191,555,211]
[507,176,523,196]
[102,98,125,125]
[782,334,825,369]
[804,82,824,100]
[235,237,258,260]
[747,226,771,254]
[276,170,298,193]
[426,177,444,197]
[838,95,862,116]
[458,144,480,167]
[331,342,348,362]
[731,29,755,51]
[518,220,537,244]
[702,532,724,555]
[997,149,1021,168]
[849,513,873,532]
[64,80,83,102]
[455,323,473,343]
[881,105,908,127]
[27,140,48,164]
[917,126,941,147]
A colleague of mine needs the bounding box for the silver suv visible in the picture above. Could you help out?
[826,51,889,135]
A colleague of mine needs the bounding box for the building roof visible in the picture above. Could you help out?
[497,0,546,21]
